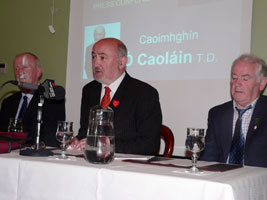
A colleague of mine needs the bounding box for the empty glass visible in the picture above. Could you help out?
[8,118,23,132]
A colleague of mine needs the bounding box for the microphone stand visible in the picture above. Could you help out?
[20,90,53,157]
[36,95,44,150]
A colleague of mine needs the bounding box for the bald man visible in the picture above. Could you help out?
[71,38,162,155]
[0,52,65,147]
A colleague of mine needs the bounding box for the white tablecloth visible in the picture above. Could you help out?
[0,150,267,200]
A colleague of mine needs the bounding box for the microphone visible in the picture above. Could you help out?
[47,85,65,101]
[11,79,65,100]
[16,81,38,90]
[41,79,65,100]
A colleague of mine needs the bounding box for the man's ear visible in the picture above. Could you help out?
[119,56,127,70]
[37,67,43,80]
[260,77,267,91]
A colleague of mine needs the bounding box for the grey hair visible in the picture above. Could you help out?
[231,54,267,81]
[117,40,128,58]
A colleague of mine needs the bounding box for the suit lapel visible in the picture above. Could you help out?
[94,83,102,105]
[221,101,234,159]
[7,93,22,118]
[14,93,22,116]
[23,93,38,119]
[27,94,38,110]
[247,96,267,138]
[109,73,130,110]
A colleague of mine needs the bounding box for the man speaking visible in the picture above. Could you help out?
[70,38,162,155]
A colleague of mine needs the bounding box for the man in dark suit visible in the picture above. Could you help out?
[200,54,267,167]
[70,38,162,155]
[0,52,65,147]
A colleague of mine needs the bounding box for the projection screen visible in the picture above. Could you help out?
[66,0,253,156]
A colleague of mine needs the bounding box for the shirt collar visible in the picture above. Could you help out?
[233,96,259,110]
[102,72,126,95]
[21,92,34,102]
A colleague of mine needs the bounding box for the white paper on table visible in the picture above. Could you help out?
[114,153,153,161]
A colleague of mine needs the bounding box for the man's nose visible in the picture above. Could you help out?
[234,78,242,86]
[17,67,24,74]
[92,57,99,66]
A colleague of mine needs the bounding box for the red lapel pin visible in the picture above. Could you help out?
[113,100,120,107]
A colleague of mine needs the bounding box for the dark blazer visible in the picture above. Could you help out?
[0,91,65,147]
[200,95,267,167]
[77,73,162,155]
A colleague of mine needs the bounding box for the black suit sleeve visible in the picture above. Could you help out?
[0,92,21,132]
[200,102,233,163]
[77,86,90,140]
[0,99,10,132]
[200,108,221,162]
[40,98,66,147]
[76,82,100,140]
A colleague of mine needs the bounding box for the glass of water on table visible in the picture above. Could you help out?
[185,128,205,173]
[56,121,74,159]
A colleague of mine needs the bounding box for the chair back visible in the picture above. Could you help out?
[161,125,174,157]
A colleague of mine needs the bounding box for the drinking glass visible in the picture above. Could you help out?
[56,121,74,159]
[8,118,23,132]
[185,128,205,173]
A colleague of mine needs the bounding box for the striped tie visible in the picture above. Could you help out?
[229,105,252,165]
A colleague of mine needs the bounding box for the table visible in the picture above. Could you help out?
[0,150,267,200]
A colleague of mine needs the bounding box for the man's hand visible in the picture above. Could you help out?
[68,136,86,151]
[75,138,86,151]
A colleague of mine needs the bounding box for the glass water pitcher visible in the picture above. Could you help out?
[84,105,115,164]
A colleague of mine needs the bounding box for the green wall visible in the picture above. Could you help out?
[0,0,70,101]
[251,0,267,94]
[0,0,267,100]
[251,0,267,61]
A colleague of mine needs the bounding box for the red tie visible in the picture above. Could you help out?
[101,87,111,109]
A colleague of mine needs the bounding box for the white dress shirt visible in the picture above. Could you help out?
[100,72,126,102]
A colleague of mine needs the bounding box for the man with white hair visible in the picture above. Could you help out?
[201,54,267,167]
[0,52,65,147]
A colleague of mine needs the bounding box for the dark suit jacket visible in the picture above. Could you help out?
[77,73,162,155]
[0,91,65,147]
[200,95,267,167]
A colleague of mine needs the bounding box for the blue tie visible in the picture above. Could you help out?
[229,105,252,165]
[18,95,28,119]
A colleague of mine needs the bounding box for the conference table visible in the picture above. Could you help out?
[0,150,267,200]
